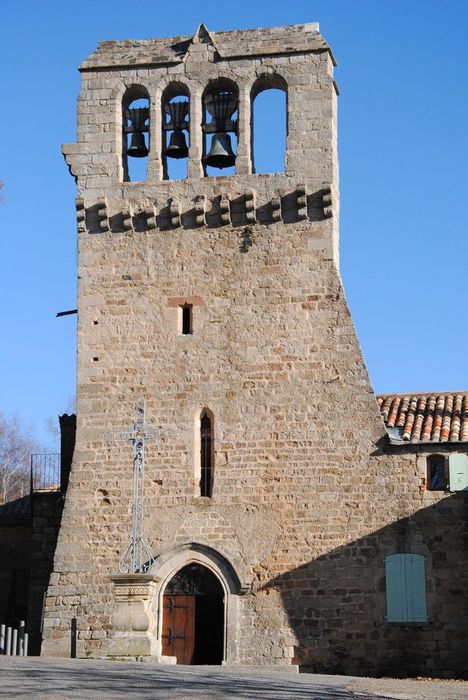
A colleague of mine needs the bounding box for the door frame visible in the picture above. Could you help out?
[149,542,246,664]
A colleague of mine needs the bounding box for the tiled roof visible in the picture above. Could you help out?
[377,393,468,444]
[0,495,31,523]
[80,23,330,71]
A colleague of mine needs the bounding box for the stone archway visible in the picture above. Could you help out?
[161,563,224,664]
[150,542,248,665]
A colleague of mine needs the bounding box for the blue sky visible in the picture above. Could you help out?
[0,1,467,445]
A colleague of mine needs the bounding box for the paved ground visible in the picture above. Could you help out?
[1,657,468,699]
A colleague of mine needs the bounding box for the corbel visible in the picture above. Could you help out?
[122,206,133,232]
[169,197,181,228]
[322,184,333,218]
[296,183,307,221]
[271,195,282,223]
[75,197,86,233]
[97,197,109,232]
[145,205,157,231]
[194,194,207,227]
[220,194,231,225]
[244,189,256,223]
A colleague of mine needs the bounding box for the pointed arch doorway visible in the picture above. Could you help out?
[161,563,224,664]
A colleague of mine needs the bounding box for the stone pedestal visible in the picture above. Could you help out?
[108,574,165,659]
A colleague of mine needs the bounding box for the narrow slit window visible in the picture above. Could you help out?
[200,412,213,497]
[181,304,192,335]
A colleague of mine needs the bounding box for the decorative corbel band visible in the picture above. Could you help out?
[244,189,256,223]
[169,197,181,228]
[194,195,206,227]
[81,186,332,234]
[97,197,109,232]
[322,184,333,218]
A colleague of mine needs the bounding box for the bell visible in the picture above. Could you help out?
[127,132,149,158]
[204,133,236,169]
[164,130,189,159]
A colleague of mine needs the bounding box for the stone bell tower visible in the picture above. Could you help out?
[42,22,396,671]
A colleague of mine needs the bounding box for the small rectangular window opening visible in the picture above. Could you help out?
[427,455,447,491]
[181,304,193,335]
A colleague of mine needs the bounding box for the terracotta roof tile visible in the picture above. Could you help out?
[377,392,468,444]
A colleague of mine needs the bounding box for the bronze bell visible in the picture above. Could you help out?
[127,132,149,158]
[204,133,236,169]
[164,130,189,159]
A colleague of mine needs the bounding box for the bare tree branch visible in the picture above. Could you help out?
[0,413,43,503]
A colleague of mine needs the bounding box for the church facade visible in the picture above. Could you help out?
[41,23,468,677]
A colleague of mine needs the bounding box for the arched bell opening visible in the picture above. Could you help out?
[162,83,190,181]
[161,563,224,665]
[122,86,150,182]
[250,74,288,174]
[202,79,238,177]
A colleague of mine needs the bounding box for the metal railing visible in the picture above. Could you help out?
[30,454,61,493]
[0,621,28,656]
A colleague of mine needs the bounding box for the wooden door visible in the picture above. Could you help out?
[161,594,195,663]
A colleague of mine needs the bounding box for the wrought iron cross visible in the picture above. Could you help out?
[105,398,158,574]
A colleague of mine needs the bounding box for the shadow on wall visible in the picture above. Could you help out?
[263,493,468,679]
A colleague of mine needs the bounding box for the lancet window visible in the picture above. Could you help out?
[200,411,213,497]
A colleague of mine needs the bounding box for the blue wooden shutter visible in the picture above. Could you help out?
[385,554,406,621]
[449,454,468,491]
[405,554,428,622]
[385,553,427,622]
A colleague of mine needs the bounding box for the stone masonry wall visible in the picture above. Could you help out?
[42,24,468,677]
[27,492,64,654]
[0,521,31,624]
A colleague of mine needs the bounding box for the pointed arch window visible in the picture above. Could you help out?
[122,87,150,182]
[200,411,213,497]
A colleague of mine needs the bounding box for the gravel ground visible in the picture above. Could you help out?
[1,657,468,700]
